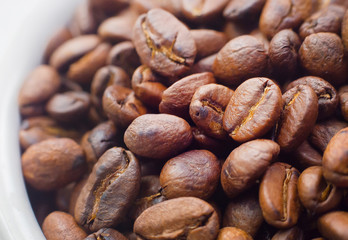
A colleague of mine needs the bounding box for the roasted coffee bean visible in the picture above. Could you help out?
[46,91,91,123]
[342,9,348,51]
[322,127,348,187]
[43,28,73,63]
[18,65,61,117]
[223,0,266,21]
[102,85,147,128]
[85,228,128,240]
[89,0,129,20]
[190,54,217,74]
[259,162,301,229]
[69,177,88,215]
[269,29,301,77]
[285,76,338,120]
[160,150,220,200]
[133,197,220,240]
[299,32,347,86]
[298,166,342,215]
[259,0,313,38]
[159,72,216,120]
[55,183,75,213]
[133,8,196,77]
[299,4,345,40]
[223,191,263,237]
[221,139,280,198]
[131,0,182,17]
[213,35,269,87]
[339,85,348,121]
[124,114,192,159]
[42,211,87,240]
[271,226,304,240]
[181,0,229,23]
[217,227,253,240]
[22,138,86,191]
[74,147,141,232]
[107,41,141,76]
[131,65,166,109]
[275,85,318,152]
[190,29,228,60]
[69,1,98,36]
[190,83,234,139]
[292,140,322,169]
[309,119,348,153]
[223,77,282,142]
[317,211,348,240]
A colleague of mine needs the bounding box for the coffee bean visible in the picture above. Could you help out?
[339,85,348,121]
[43,28,73,64]
[341,9,348,51]
[190,54,217,74]
[317,211,348,240]
[271,226,304,240]
[131,0,182,17]
[181,0,229,23]
[85,228,128,240]
[217,227,253,240]
[292,140,322,169]
[223,0,266,21]
[69,1,98,36]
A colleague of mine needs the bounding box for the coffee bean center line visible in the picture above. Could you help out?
[282,168,291,222]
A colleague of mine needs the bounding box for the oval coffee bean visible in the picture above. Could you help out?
[181,0,229,23]
[217,227,253,240]
[275,85,318,152]
[43,27,72,64]
[22,138,86,191]
[292,140,322,169]
[42,211,87,240]
[133,8,196,77]
[271,226,304,240]
[322,127,348,187]
[259,162,301,229]
[223,0,266,21]
[339,85,348,121]
[221,139,280,198]
[124,114,192,159]
[317,211,348,240]
[134,197,220,240]
[343,9,348,51]
[223,77,282,142]
[74,147,141,232]
[85,228,128,240]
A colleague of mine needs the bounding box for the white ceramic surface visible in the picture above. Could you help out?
[0,0,82,239]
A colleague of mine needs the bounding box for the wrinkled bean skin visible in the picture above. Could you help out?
[85,228,128,240]
[74,147,141,232]
[223,77,282,142]
[133,8,196,77]
[42,211,87,240]
[271,226,304,240]
[213,35,269,86]
[133,197,220,240]
[339,85,348,121]
[223,0,266,21]
[22,138,86,191]
[298,166,343,215]
[160,150,220,200]
[285,76,338,120]
[221,139,280,198]
[259,162,301,229]
[217,227,253,240]
[259,0,313,38]
[276,85,318,152]
[317,211,348,240]
[190,83,234,140]
[322,127,348,187]
[124,114,192,159]
[181,0,229,23]
[292,140,322,169]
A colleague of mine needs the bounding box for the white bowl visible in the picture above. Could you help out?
[0,0,82,239]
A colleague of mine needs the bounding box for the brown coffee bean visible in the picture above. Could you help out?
[124,114,193,159]
[286,76,338,120]
[221,139,280,198]
[46,91,91,123]
[299,32,347,86]
[317,211,348,240]
[190,83,234,139]
[55,183,75,213]
[309,119,348,153]
[299,4,345,40]
[160,150,220,200]
[28,187,55,226]
[223,0,266,21]
[131,0,182,17]
[43,28,73,64]
[259,0,313,38]
[181,0,228,23]
[322,127,348,187]
[223,191,264,237]
[190,54,216,74]
[217,227,253,240]
[159,72,216,120]
[74,147,141,232]
[102,85,147,128]
[339,85,348,121]
[298,166,343,215]
[190,29,228,60]
[134,197,220,240]
[131,65,167,109]
[223,77,282,142]
[271,226,304,240]
[275,85,318,152]
[85,228,128,240]
[107,41,141,77]
[259,162,301,229]
[69,177,88,215]
[89,0,129,20]
[18,65,61,117]
[22,138,86,191]
[341,9,348,51]
[42,211,87,240]
[293,140,322,169]
[213,35,269,86]
[133,8,196,77]
[69,1,98,37]
[269,29,301,77]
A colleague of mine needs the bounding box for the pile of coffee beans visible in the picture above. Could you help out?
[18,0,348,239]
